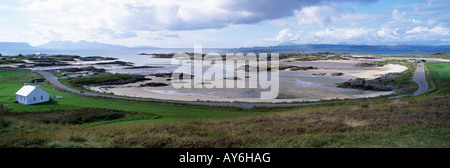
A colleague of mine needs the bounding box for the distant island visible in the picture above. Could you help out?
[240,44,450,54]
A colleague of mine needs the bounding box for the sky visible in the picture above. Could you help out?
[0,0,449,48]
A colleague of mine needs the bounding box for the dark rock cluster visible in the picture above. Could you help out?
[95,61,133,66]
[57,66,106,73]
[355,62,385,67]
[337,75,400,91]
[331,72,344,76]
[79,56,117,61]
[140,82,169,87]
[93,76,148,86]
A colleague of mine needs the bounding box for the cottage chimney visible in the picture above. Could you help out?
[35,84,39,88]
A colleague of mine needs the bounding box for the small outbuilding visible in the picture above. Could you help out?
[15,83,49,105]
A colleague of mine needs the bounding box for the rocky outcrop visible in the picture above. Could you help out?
[95,61,133,66]
[124,66,163,69]
[79,56,117,61]
[140,82,169,87]
[313,73,326,76]
[33,62,71,67]
[57,66,106,73]
[152,73,194,79]
[224,77,241,80]
[337,76,400,91]
[379,73,401,80]
[280,65,318,71]
[331,72,344,76]
[93,76,148,86]
[355,62,384,67]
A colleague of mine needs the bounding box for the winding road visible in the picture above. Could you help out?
[37,62,428,109]
[413,62,428,96]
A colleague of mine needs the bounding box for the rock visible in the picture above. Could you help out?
[57,66,106,73]
[33,62,71,67]
[93,76,148,86]
[79,56,117,61]
[313,73,326,76]
[280,64,317,71]
[153,73,194,79]
[95,61,133,66]
[331,72,344,76]
[337,77,399,91]
[124,66,163,69]
[379,73,401,80]
[224,77,241,80]
[355,62,384,67]
[140,82,169,87]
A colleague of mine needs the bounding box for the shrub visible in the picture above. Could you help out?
[68,73,146,87]
[0,118,11,128]
[59,112,126,125]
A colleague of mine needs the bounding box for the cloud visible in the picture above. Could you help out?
[271,28,294,42]
[25,0,378,31]
[253,8,450,46]
[274,3,382,28]
[16,0,375,45]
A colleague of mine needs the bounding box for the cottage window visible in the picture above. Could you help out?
[33,97,36,101]
[41,96,43,99]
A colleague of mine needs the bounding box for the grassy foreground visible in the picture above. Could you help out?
[0,62,449,148]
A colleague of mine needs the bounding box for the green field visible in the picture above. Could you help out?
[427,62,450,95]
[0,61,449,148]
[0,69,252,123]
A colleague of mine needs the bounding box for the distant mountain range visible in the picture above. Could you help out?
[0,41,158,50]
[1,41,449,54]
[0,42,34,49]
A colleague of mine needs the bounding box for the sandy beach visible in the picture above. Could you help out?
[86,57,407,103]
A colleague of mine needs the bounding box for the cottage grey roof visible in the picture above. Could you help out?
[15,85,37,96]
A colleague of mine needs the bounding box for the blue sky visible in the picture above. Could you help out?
[0,0,449,48]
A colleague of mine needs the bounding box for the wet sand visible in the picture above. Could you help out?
[87,58,407,103]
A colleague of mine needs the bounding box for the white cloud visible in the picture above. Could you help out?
[272,28,294,42]
[252,8,450,46]
[25,0,327,32]
[2,0,449,47]
[275,3,382,28]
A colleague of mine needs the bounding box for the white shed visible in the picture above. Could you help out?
[15,83,49,105]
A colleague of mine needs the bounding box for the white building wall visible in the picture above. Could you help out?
[16,87,50,105]
[16,95,28,104]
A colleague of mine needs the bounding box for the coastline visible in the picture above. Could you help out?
[85,58,408,103]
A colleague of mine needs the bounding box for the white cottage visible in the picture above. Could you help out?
[15,83,49,105]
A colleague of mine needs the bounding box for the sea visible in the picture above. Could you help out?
[1,46,448,66]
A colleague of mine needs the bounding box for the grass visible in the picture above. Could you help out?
[427,62,450,95]
[0,60,26,64]
[361,52,450,59]
[1,95,448,148]
[67,73,138,87]
[1,107,158,125]
[377,60,419,94]
[0,69,253,123]
[0,60,449,148]
[49,71,82,77]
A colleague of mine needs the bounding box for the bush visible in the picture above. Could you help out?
[68,73,146,87]
[0,108,145,125]
[59,112,126,125]
[0,118,10,128]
